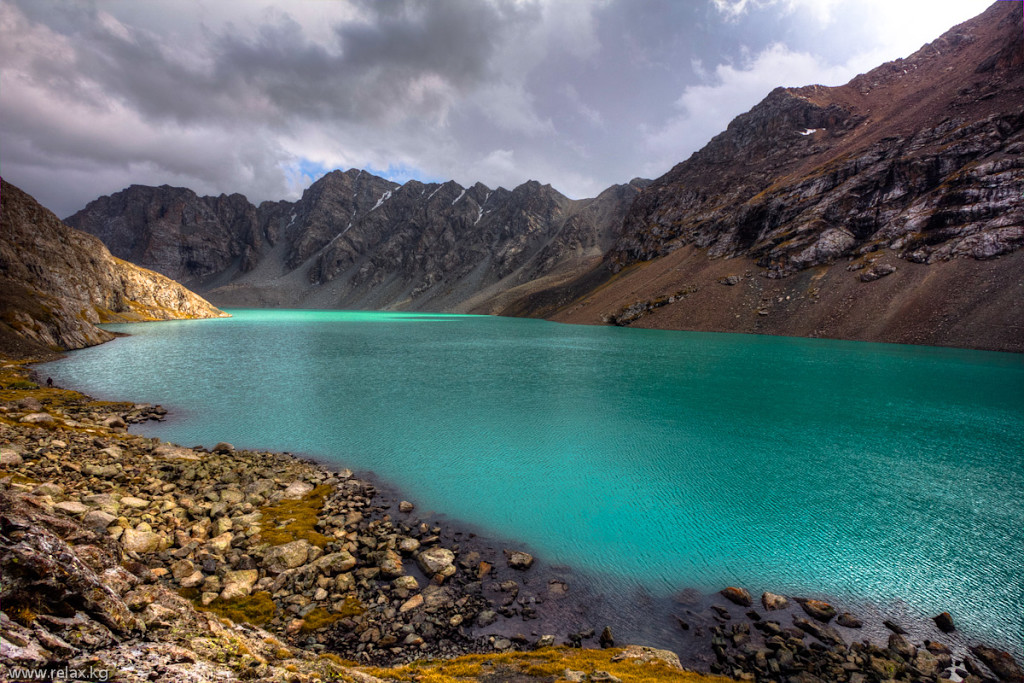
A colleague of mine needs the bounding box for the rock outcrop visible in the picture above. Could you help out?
[610,1,1024,274]
[0,180,226,357]
[538,1,1024,352]
[66,173,649,314]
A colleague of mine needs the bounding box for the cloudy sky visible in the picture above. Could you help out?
[0,0,995,217]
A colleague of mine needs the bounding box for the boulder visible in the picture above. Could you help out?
[861,263,897,282]
[82,510,117,533]
[504,549,534,570]
[721,586,753,607]
[219,569,259,600]
[0,448,24,466]
[837,612,863,628]
[102,415,127,430]
[392,575,419,591]
[417,547,456,577]
[399,594,423,613]
[970,645,1024,683]
[179,571,205,589]
[121,528,163,554]
[314,550,357,574]
[797,598,836,622]
[32,482,64,497]
[20,413,57,426]
[933,611,956,633]
[610,645,682,670]
[119,496,149,509]
[262,539,312,573]
[18,397,42,411]
[398,500,414,513]
[888,633,917,660]
[212,442,234,453]
[599,626,615,648]
[762,592,789,611]
[282,481,314,499]
[206,532,234,554]
[54,501,90,516]
[397,536,421,554]
[793,617,844,646]
[377,548,403,578]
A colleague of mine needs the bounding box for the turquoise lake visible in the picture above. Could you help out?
[42,309,1024,649]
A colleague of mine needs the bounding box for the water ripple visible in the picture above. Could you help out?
[42,309,1024,650]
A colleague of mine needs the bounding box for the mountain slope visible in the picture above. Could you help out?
[532,0,1024,352]
[0,179,227,357]
[66,172,648,313]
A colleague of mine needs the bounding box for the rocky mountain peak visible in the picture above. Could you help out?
[609,0,1023,274]
[66,169,649,314]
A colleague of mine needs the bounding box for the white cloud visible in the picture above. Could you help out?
[642,42,886,174]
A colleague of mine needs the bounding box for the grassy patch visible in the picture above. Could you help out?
[189,590,277,627]
[361,647,729,683]
[300,596,364,633]
[258,485,334,548]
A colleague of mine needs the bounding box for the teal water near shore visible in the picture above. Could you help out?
[43,309,1024,649]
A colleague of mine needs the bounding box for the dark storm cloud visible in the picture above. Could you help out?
[0,0,994,217]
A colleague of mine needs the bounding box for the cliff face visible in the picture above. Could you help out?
[0,179,227,357]
[611,1,1023,274]
[65,172,647,313]
[529,1,1024,352]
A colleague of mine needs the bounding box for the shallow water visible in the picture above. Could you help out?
[42,309,1024,649]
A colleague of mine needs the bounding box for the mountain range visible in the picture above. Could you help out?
[65,172,649,315]
[13,1,1024,353]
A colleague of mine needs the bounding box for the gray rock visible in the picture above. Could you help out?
[121,528,164,554]
[54,501,90,516]
[970,645,1024,682]
[610,645,682,669]
[219,569,259,600]
[82,510,118,532]
[837,612,863,628]
[18,397,43,412]
[762,592,789,611]
[504,549,534,570]
[861,263,897,282]
[262,539,312,573]
[888,633,917,660]
[314,550,357,574]
[282,481,314,499]
[0,448,24,466]
[797,598,837,622]
[20,413,57,426]
[102,415,127,430]
[417,547,456,578]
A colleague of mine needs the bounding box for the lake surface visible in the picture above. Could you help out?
[43,309,1024,649]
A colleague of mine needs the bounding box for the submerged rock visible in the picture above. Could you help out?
[504,549,534,570]
[796,598,837,623]
[721,586,752,607]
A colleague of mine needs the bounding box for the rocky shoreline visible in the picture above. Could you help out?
[2,359,1022,683]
